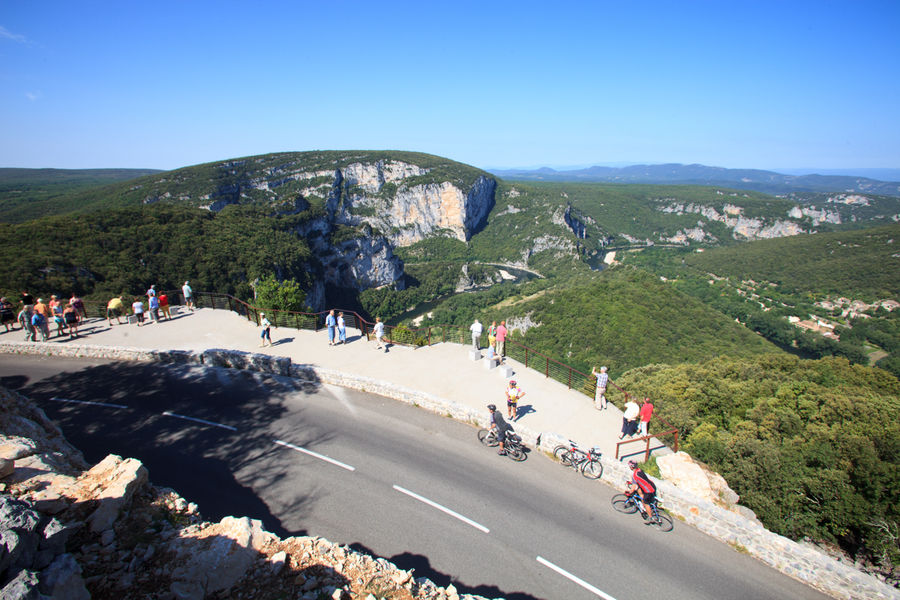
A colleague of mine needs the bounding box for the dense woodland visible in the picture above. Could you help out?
[1,157,898,580]
[617,355,900,573]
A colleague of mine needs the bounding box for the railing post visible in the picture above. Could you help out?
[568,367,572,390]
[545,356,549,378]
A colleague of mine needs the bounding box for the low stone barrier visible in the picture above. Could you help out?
[2,341,896,600]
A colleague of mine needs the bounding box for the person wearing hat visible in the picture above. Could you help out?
[259,312,272,347]
[505,379,525,420]
[487,404,510,455]
[182,281,194,311]
[591,365,609,410]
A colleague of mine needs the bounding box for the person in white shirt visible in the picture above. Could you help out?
[470,319,483,350]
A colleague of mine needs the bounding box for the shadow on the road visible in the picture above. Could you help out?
[272,337,294,346]
[11,361,334,538]
[348,544,543,600]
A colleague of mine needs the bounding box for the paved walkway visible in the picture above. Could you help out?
[2,307,669,460]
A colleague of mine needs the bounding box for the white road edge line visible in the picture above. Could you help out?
[49,397,128,410]
[536,556,618,600]
[273,439,356,472]
[162,411,238,431]
[392,485,490,534]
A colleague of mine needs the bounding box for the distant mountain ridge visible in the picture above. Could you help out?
[491,163,900,197]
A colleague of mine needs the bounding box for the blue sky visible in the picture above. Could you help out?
[1,1,899,173]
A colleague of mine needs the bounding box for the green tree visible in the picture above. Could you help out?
[254,275,307,313]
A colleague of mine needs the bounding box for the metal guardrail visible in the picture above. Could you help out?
[77,289,679,460]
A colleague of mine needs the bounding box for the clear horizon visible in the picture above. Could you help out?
[2,1,898,173]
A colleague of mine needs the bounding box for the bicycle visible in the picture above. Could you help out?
[477,428,527,461]
[552,441,603,480]
[610,490,674,532]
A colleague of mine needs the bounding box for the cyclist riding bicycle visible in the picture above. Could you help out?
[488,404,511,456]
[627,459,659,524]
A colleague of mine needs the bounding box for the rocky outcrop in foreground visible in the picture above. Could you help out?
[0,385,488,600]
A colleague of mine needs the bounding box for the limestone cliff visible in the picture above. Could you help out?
[138,152,497,301]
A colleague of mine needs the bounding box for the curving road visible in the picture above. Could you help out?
[0,355,830,600]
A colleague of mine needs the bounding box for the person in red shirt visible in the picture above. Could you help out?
[495,321,508,361]
[158,293,171,320]
[639,398,654,437]
[627,459,658,522]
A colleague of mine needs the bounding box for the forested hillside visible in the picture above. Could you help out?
[621,223,900,378]
[617,355,900,576]
[0,168,161,223]
[416,267,779,376]
[0,204,315,302]
[685,222,900,298]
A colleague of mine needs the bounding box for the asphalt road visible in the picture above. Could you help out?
[0,355,831,600]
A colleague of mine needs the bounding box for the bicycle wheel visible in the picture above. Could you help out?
[611,494,638,514]
[506,445,527,462]
[648,509,674,532]
[553,445,573,465]
[581,459,603,480]
[478,429,498,447]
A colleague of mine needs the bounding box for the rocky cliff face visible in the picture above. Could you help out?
[142,154,497,302]
[656,201,807,242]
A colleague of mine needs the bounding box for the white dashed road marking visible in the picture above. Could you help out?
[273,439,356,472]
[392,485,490,533]
[161,411,238,431]
[49,397,128,409]
[536,556,618,600]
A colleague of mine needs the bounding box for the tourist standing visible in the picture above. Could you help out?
[591,366,609,410]
[69,293,86,320]
[620,398,640,439]
[639,398,654,437]
[326,309,336,345]
[505,379,525,420]
[63,303,79,338]
[259,312,272,347]
[0,297,16,332]
[158,292,171,320]
[470,318,483,350]
[373,317,385,351]
[18,305,35,341]
[148,293,160,323]
[182,281,194,311]
[487,321,497,350]
[132,298,145,326]
[337,312,346,344]
[495,321,508,361]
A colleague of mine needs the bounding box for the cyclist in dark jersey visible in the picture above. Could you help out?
[488,404,510,456]
[627,459,658,523]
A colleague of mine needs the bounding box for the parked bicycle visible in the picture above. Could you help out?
[552,441,603,479]
[477,428,527,461]
[611,490,674,531]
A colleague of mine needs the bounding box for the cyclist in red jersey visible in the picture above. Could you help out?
[627,459,658,523]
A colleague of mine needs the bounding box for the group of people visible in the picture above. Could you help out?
[6,292,86,341]
[592,365,656,440]
[470,318,508,365]
[324,309,348,346]
[107,282,194,327]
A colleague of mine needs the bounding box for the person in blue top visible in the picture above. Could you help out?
[326,309,336,346]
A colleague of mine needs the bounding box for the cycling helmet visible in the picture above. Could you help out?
[509,380,516,386]
[487,404,497,411]
[627,460,638,469]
